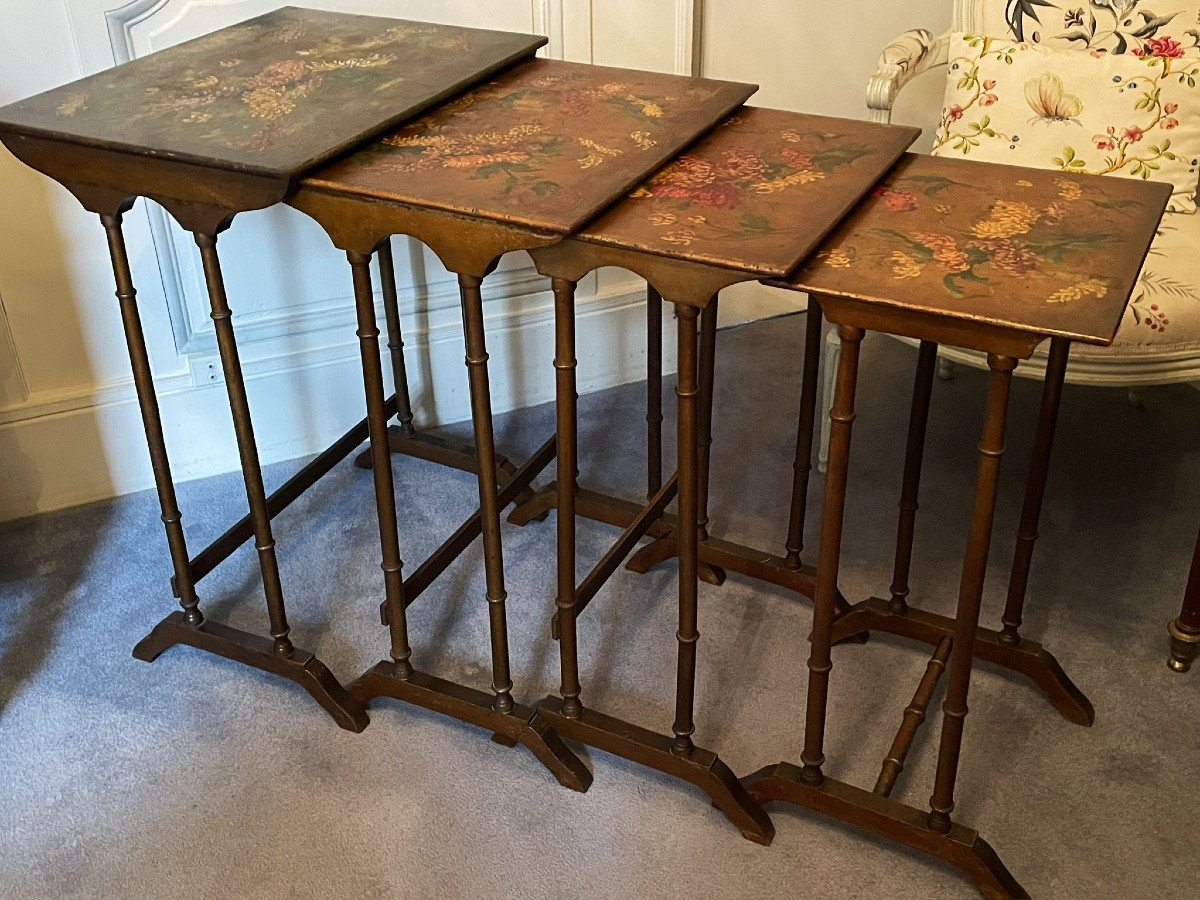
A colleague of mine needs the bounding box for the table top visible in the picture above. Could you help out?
[297,58,756,234]
[0,7,545,181]
[779,153,1171,346]
[571,108,921,278]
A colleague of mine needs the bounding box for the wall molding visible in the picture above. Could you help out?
[0,273,646,425]
[674,0,703,76]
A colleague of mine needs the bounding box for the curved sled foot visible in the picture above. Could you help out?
[830,598,1094,726]
[744,762,1027,899]
[350,662,591,792]
[625,535,726,586]
[133,611,369,732]
[539,696,773,845]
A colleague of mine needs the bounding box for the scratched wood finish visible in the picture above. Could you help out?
[0,6,545,180]
[781,153,1171,346]
[298,58,756,234]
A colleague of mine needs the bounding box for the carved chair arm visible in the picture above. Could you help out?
[866,29,951,123]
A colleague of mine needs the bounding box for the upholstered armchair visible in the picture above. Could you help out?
[818,0,1200,469]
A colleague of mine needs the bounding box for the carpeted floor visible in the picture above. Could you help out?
[0,314,1197,899]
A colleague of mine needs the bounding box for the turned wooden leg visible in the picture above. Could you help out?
[101,209,202,628]
[928,354,1017,834]
[349,251,414,680]
[801,324,865,783]
[377,239,417,436]
[554,278,584,718]
[458,274,515,715]
[195,232,292,658]
[1000,339,1069,646]
[1169,525,1200,672]
[889,340,939,614]
[647,286,664,498]
[784,301,824,570]
[673,302,703,756]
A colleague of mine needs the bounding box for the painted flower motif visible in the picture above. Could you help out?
[969,238,1039,276]
[650,212,679,226]
[820,248,854,269]
[661,230,697,246]
[1165,103,1180,115]
[1134,36,1185,59]
[910,232,971,273]
[56,92,87,116]
[598,83,628,96]
[980,93,999,106]
[1162,117,1180,130]
[720,149,768,180]
[653,156,717,189]
[632,130,657,150]
[983,80,997,91]
[781,130,804,143]
[1096,136,1117,151]
[247,58,309,89]
[874,185,919,212]
[890,250,923,280]
[443,150,531,169]
[1048,278,1110,303]
[947,105,965,122]
[779,148,814,169]
[243,86,295,120]
[970,200,1042,239]
[1056,179,1084,202]
[1123,126,1146,143]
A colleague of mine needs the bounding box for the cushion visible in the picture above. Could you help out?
[932,32,1200,212]
[983,2,1200,54]
[1080,209,1200,350]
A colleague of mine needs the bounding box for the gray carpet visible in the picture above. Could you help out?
[1,314,1197,899]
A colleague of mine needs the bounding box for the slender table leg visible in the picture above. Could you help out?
[628,295,733,588]
[830,337,1092,726]
[538,292,771,843]
[132,226,367,732]
[784,301,825,570]
[458,274,515,714]
[999,338,1069,644]
[647,286,663,498]
[347,252,414,682]
[1169,526,1200,672]
[554,278,584,719]
[744,335,1026,898]
[888,340,939,614]
[348,264,588,791]
[928,354,1017,834]
[378,239,417,437]
[102,211,202,630]
[354,242,529,507]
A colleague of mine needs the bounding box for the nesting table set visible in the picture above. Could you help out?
[0,8,1171,898]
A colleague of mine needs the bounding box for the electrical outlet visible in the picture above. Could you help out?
[190,354,225,388]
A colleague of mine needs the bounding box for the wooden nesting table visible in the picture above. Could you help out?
[0,6,547,731]
[509,107,919,841]
[745,153,1170,896]
[287,57,757,789]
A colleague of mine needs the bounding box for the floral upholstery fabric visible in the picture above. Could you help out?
[931,17,1200,347]
[933,33,1200,211]
[1079,209,1200,349]
[983,2,1200,54]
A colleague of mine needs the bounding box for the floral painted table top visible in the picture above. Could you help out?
[573,108,921,277]
[0,7,545,179]
[298,58,755,234]
[781,153,1171,346]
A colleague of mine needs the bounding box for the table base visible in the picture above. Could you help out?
[538,696,774,845]
[743,762,1027,899]
[351,663,591,791]
[832,598,1094,727]
[133,611,369,732]
[509,485,857,620]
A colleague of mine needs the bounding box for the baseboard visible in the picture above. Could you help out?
[0,279,672,522]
